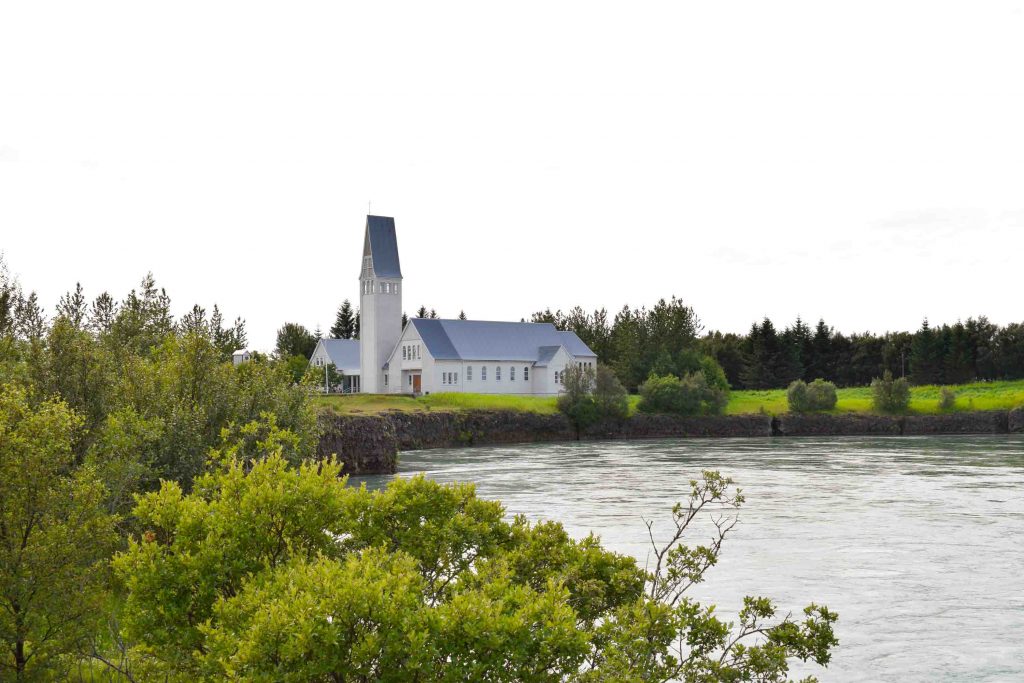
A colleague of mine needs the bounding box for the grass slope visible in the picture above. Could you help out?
[316,379,1024,416]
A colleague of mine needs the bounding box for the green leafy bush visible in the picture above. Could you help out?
[871,370,911,413]
[788,379,838,412]
[787,380,810,412]
[556,365,599,434]
[638,372,729,416]
[807,378,838,410]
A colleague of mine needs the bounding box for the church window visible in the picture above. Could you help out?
[510,366,515,381]
[384,374,389,386]
[482,366,487,380]
[394,283,400,294]
[454,372,458,384]
[524,366,529,380]
[402,347,407,360]
[467,366,473,381]
[496,366,501,381]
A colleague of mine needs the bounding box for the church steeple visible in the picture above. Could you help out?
[359,216,403,393]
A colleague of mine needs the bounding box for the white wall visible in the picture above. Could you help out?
[380,325,599,396]
[309,343,331,369]
[430,358,559,395]
[359,275,402,393]
[385,322,428,394]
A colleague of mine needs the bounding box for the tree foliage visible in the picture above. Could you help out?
[0,386,117,680]
[329,299,357,339]
[114,432,837,682]
[0,270,316,494]
[275,322,317,360]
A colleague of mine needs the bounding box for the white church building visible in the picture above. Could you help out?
[309,215,597,395]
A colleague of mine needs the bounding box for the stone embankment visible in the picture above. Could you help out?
[319,408,1024,475]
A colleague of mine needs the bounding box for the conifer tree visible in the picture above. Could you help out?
[56,282,88,329]
[330,300,356,339]
[88,292,117,334]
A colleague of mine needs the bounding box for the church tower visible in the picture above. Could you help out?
[359,215,403,393]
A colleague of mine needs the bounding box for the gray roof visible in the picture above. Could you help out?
[318,339,361,373]
[534,346,561,367]
[558,330,596,358]
[411,319,597,362]
[365,215,402,278]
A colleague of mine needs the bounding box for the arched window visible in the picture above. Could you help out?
[482,366,487,381]
[402,346,407,360]
[496,366,501,381]
[523,366,529,381]
[510,366,515,381]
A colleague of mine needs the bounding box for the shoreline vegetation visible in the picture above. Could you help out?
[315,378,1024,417]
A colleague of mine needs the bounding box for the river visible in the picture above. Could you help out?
[355,435,1024,682]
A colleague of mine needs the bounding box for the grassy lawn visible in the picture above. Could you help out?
[727,379,1024,415]
[316,379,1024,416]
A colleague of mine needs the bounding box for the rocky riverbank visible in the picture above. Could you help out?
[318,408,1024,475]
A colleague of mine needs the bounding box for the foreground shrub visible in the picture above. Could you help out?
[871,370,911,413]
[788,379,838,412]
[638,372,728,416]
[113,433,837,682]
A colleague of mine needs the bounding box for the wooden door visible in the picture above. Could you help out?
[413,374,421,394]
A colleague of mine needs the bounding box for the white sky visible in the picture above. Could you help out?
[2,1,1023,350]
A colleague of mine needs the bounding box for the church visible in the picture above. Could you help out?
[309,215,597,395]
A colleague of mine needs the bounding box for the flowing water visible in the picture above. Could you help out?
[355,435,1024,682]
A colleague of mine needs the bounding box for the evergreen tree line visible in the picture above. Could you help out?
[531,298,710,392]
[708,316,1024,389]
[533,299,1024,390]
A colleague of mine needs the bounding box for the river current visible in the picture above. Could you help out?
[355,436,1024,682]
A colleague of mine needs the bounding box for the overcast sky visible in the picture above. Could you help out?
[2,1,1023,350]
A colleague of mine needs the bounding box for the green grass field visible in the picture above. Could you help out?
[315,379,1024,416]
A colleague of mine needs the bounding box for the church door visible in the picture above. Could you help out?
[412,374,421,394]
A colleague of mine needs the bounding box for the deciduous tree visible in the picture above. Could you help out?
[0,386,116,680]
